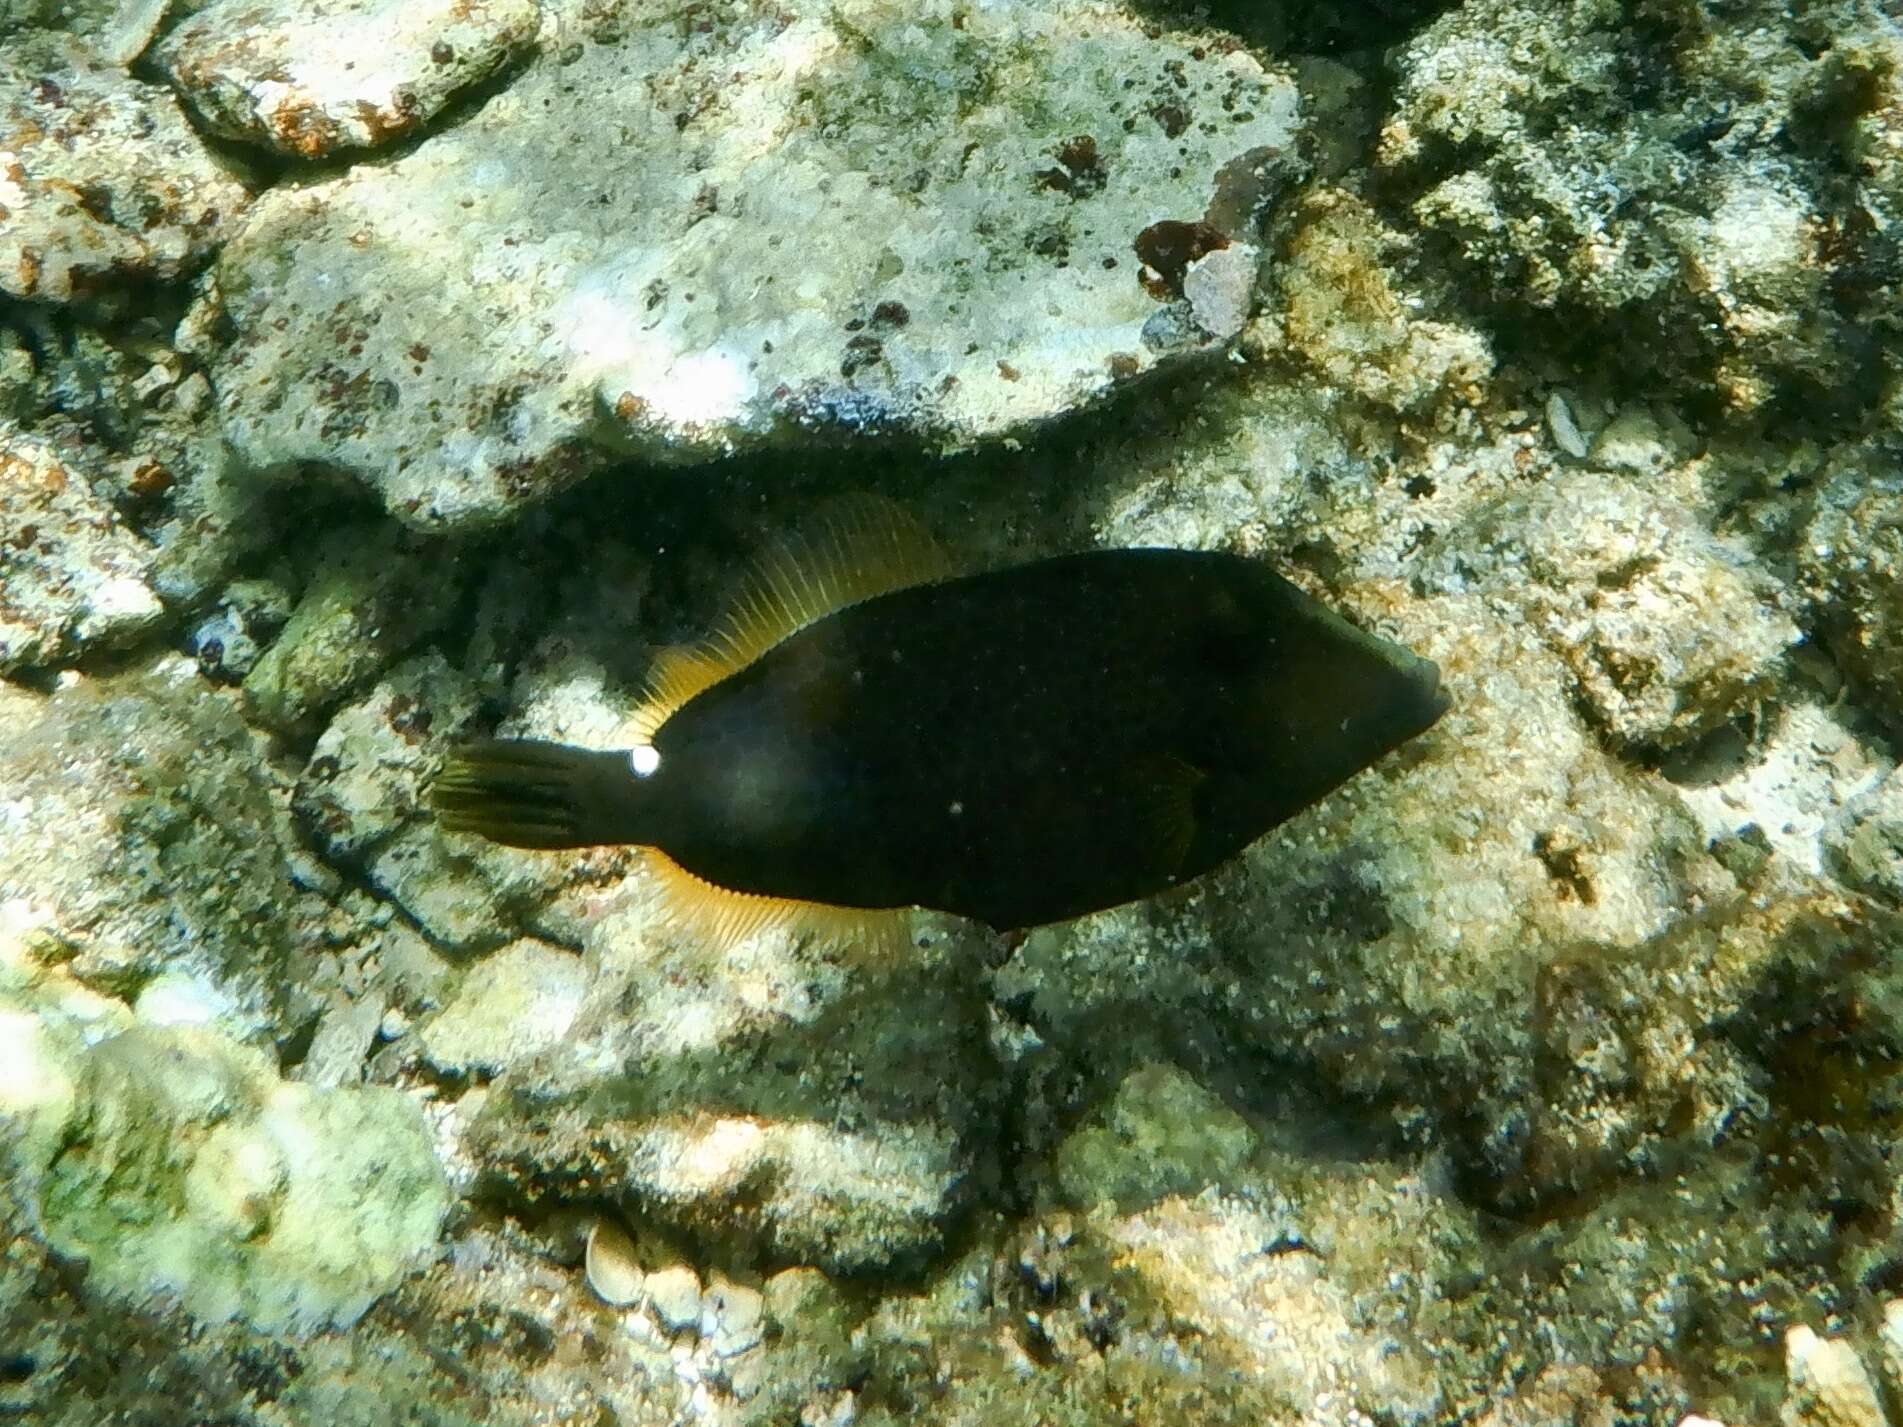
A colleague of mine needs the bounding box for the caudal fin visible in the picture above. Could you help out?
[430,739,635,849]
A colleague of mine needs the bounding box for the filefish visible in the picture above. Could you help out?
[432,505,1447,947]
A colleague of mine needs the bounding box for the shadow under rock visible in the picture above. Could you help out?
[1122,0,1461,58]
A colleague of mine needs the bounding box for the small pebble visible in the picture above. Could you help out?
[1182,244,1257,340]
[646,1264,704,1334]
[705,1275,765,1357]
[725,1350,767,1401]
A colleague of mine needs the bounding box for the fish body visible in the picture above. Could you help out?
[434,546,1447,933]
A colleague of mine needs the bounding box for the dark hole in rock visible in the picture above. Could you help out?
[1036,134,1108,198]
[1654,716,1760,788]
[1532,830,1596,905]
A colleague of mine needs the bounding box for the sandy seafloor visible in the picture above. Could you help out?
[3,0,1903,1423]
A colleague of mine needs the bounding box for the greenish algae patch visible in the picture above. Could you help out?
[1054,1062,1258,1211]
[22,1024,448,1334]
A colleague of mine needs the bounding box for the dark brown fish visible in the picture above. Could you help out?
[433,515,1446,942]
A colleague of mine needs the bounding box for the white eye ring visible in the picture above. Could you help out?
[629,744,661,778]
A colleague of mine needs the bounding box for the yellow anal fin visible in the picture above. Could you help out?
[638,848,912,961]
[630,495,953,744]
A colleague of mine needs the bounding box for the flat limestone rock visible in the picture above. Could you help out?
[0,34,250,303]
[0,424,164,673]
[203,0,1301,528]
[155,0,542,159]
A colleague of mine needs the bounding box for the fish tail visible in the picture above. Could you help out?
[430,739,641,849]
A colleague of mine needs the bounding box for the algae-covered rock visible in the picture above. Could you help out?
[242,521,463,736]
[469,899,1001,1275]
[1433,469,1798,750]
[0,33,250,303]
[415,939,586,1077]
[1054,1061,1258,1211]
[1268,185,1492,412]
[0,660,330,1033]
[12,1023,447,1334]
[0,423,165,673]
[156,0,541,158]
[1383,0,1903,416]
[1801,471,1903,731]
[202,0,1303,528]
[1830,767,1903,908]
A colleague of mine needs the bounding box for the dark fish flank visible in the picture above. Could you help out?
[433,548,1447,933]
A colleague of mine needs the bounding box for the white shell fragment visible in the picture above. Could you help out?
[1545,389,1590,459]
[584,1219,647,1308]
[1783,1325,1890,1427]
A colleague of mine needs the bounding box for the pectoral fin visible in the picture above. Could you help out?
[1134,752,1207,877]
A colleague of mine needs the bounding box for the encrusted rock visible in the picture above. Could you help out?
[0,34,249,303]
[468,896,1000,1275]
[0,660,332,1034]
[1783,1325,1889,1427]
[202,0,1302,528]
[0,423,164,673]
[9,1021,447,1334]
[1801,471,1903,732]
[414,938,586,1077]
[156,0,541,159]
[1430,470,1797,750]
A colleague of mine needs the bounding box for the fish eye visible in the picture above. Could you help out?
[629,745,661,778]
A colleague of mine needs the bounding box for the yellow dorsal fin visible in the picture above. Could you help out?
[637,848,911,961]
[629,495,952,743]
